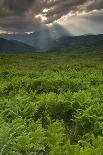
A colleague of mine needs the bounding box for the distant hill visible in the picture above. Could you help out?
[0,30,55,51]
[49,34,103,51]
[0,38,35,53]
[0,31,103,51]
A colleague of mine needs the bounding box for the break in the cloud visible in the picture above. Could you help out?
[0,0,103,33]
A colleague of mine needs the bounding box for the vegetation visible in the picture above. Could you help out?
[0,51,103,155]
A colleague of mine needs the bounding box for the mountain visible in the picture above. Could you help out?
[0,38,35,53]
[0,31,103,52]
[49,34,103,50]
[0,29,55,51]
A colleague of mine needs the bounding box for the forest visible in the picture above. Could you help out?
[0,51,103,155]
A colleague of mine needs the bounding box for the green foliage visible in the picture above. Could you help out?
[0,53,103,154]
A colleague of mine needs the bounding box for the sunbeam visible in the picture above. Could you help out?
[56,10,103,36]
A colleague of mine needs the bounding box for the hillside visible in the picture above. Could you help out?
[0,38,35,53]
[51,34,103,50]
[1,32,103,51]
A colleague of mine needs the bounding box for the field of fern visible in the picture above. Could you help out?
[0,52,103,155]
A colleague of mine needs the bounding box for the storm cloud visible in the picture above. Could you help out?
[0,0,103,33]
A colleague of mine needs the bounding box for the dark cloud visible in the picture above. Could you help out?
[0,16,44,32]
[86,0,103,11]
[43,0,103,23]
[0,0,34,17]
[0,0,103,33]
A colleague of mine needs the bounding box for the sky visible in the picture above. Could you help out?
[0,0,103,35]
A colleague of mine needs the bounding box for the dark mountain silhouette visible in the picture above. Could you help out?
[0,38,35,53]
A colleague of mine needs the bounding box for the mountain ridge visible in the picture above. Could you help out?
[0,37,36,53]
[0,33,103,53]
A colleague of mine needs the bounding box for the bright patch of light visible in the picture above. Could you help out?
[35,14,47,22]
[24,32,33,34]
[55,9,103,25]
[0,30,6,34]
[0,29,15,34]
[42,7,54,13]
[43,8,49,13]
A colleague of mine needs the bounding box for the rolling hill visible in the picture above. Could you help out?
[0,38,35,53]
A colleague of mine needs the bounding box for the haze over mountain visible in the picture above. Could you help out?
[0,24,71,51]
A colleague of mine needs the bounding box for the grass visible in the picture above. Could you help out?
[0,50,103,155]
